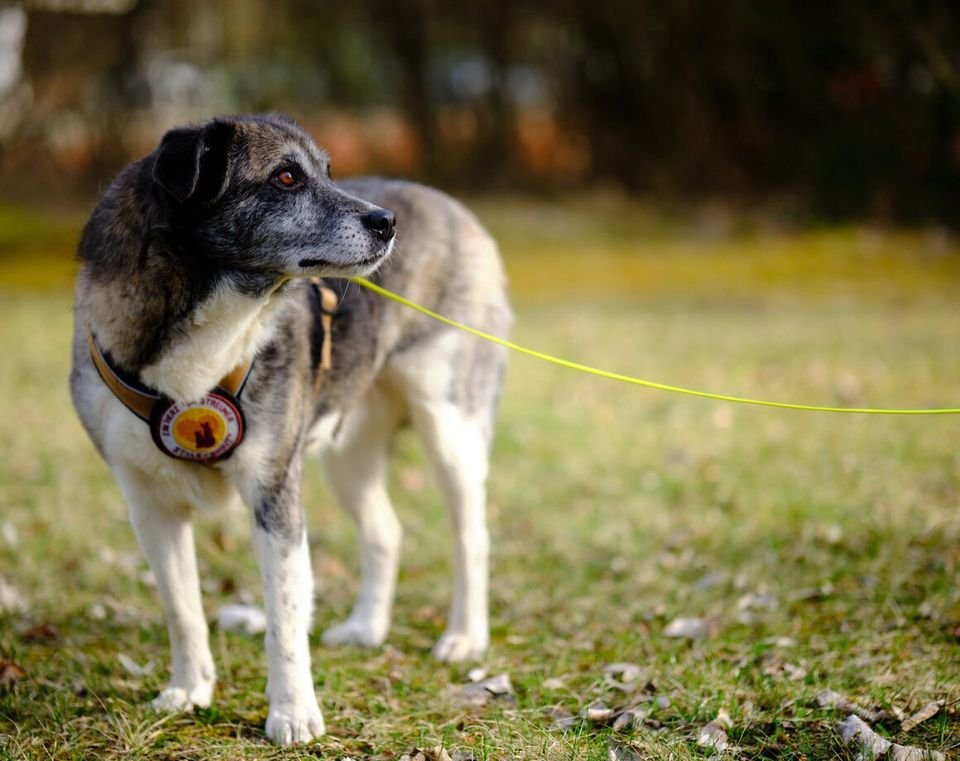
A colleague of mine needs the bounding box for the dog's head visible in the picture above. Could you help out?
[150,113,395,288]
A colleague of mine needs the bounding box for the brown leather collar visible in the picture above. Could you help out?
[86,329,254,422]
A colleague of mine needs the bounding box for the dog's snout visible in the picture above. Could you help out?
[362,208,396,242]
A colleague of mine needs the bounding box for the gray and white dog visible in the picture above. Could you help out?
[69,113,510,744]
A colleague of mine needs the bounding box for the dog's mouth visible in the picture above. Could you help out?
[298,252,383,269]
[298,239,394,274]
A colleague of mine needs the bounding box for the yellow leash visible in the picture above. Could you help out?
[351,277,960,416]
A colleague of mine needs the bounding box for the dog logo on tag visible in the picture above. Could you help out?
[150,391,245,463]
[173,408,223,450]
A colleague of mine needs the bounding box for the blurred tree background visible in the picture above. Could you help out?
[0,0,958,223]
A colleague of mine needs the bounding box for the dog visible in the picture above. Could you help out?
[69,113,511,744]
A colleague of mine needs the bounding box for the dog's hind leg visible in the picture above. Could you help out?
[411,401,492,662]
[115,468,216,712]
[320,385,404,648]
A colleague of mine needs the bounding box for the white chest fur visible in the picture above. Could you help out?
[139,286,281,402]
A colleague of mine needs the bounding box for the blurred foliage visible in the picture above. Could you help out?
[2,197,958,301]
[0,0,958,223]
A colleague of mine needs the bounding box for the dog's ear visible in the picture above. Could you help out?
[152,121,235,205]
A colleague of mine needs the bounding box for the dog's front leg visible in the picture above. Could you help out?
[115,468,216,711]
[249,471,324,745]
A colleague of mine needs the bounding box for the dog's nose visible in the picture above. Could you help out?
[362,208,396,242]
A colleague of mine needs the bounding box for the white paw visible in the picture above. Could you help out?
[266,701,326,745]
[432,631,488,662]
[321,616,387,648]
[151,680,214,713]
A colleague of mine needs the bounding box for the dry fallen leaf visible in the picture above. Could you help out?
[604,662,643,684]
[694,570,728,591]
[697,709,739,752]
[608,742,643,761]
[20,623,58,642]
[117,653,155,678]
[400,746,453,761]
[698,723,730,753]
[839,714,890,757]
[838,714,945,761]
[550,707,577,730]
[817,689,883,722]
[603,663,647,692]
[447,673,514,707]
[782,663,807,681]
[612,704,651,731]
[889,705,908,722]
[889,747,943,761]
[466,667,487,683]
[764,636,797,648]
[736,592,778,612]
[663,616,710,640]
[0,577,26,614]
[583,701,615,723]
[0,659,26,688]
[789,583,833,602]
[476,672,511,695]
[697,709,739,755]
[216,604,267,635]
[901,701,942,733]
[1,522,17,546]
[542,676,565,690]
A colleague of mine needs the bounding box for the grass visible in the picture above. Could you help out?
[1,196,959,759]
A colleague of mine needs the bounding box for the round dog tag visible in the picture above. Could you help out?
[150,390,245,463]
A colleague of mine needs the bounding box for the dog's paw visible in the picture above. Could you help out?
[265,701,325,745]
[432,631,488,662]
[151,680,214,713]
[321,616,387,648]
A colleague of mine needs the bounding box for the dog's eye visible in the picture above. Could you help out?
[272,168,300,189]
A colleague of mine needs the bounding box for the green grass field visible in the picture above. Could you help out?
[1,198,959,759]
